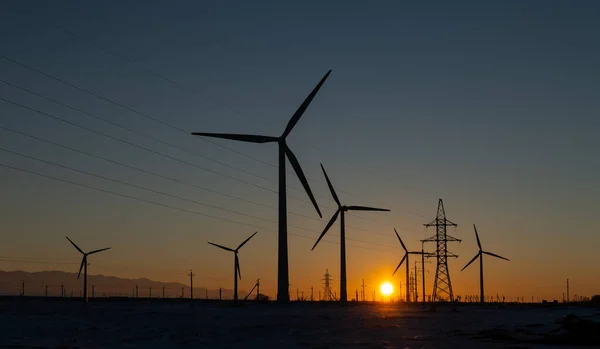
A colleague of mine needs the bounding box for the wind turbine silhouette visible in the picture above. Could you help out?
[208,232,258,303]
[191,71,331,303]
[392,229,430,303]
[461,224,510,303]
[312,163,390,303]
[65,236,110,304]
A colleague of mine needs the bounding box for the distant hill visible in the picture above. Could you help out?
[0,270,239,299]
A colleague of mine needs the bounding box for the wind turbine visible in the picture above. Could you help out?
[312,163,390,303]
[208,232,258,303]
[461,224,510,303]
[392,229,431,303]
[65,236,110,304]
[191,71,331,303]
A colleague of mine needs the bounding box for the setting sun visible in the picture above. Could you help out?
[380,282,393,296]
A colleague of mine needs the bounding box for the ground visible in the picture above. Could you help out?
[1,299,598,348]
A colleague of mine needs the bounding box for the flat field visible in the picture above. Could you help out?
[1,299,598,348]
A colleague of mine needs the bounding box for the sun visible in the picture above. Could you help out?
[380,282,393,296]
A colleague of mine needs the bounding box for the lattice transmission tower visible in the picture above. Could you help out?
[423,199,461,302]
[322,269,334,301]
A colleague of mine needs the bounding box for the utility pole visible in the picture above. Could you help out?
[423,199,460,302]
[418,240,433,303]
[256,279,260,300]
[189,270,195,301]
[310,286,314,301]
[355,289,358,302]
[566,278,570,303]
[296,288,299,301]
[361,279,366,302]
[136,285,139,298]
[301,290,304,301]
[414,261,419,302]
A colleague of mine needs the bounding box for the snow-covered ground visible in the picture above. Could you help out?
[1,299,598,348]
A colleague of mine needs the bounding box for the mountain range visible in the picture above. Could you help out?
[0,270,240,299]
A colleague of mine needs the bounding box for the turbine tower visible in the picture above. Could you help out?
[422,199,460,302]
[208,232,258,303]
[65,236,110,304]
[191,71,331,302]
[461,224,510,303]
[312,164,390,303]
[392,229,432,302]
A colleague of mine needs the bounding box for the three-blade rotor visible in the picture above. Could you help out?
[66,236,111,280]
[208,232,258,280]
[191,71,333,219]
[312,164,390,251]
[461,224,509,271]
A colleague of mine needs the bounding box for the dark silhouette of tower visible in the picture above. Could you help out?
[189,270,194,300]
[361,279,367,301]
[191,71,331,303]
[322,269,334,301]
[423,199,461,302]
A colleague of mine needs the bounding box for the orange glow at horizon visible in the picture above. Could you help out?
[380,282,393,296]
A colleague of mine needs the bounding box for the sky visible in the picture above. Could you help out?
[0,0,599,301]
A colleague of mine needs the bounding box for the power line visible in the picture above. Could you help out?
[0,90,348,215]
[0,146,280,225]
[0,49,402,210]
[2,145,398,249]
[0,161,397,253]
[0,53,419,229]
[0,78,277,185]
[0,122,394,234]
[0,125,275,208]
[3,1,278,169]
[0,96,281,195]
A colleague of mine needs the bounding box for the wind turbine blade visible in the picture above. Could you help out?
[191,133,278,144]
[65,236,83,254]
[392,254,407,276]
[320,163,340,207]
[394,228,407,252]
[281,70,331,138]
[236,254,241,280]
[237,231,258,251]
[346,206,390,212]
[88,247,111,255]
[483,251,510,261]
[284,145,321,218]
[461,252,481,271]
[311,209,340,250]
[207,242,235,252]
[473,224,481,250]
[77,257,85,280]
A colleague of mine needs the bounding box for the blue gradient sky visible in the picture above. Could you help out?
[1,0,599,300]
